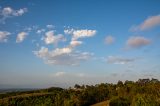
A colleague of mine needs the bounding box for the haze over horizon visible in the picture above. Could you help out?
[0,0,160,88]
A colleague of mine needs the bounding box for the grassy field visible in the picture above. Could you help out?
[0,92,52,104]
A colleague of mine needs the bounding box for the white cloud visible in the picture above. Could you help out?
[16,32,28,43]
[54,72,66,77]
[44,30,65,45]
[36,29,45,34]
[34,47,49,58]
[34,47,93,65]
[64,29,74,35]
[105,35,115,45]
[64,29,96,40]
[107,56,135,65]
[0,7,27,23]
[126,36,151,49]
[72,29,97,40]
[13,8,27,16]
[34,28,95,65]
[24,25,39,32]
[46,24,54,29]
[0,31,11,42]
[130,15,160,31]
[51,71,86,78]
[2,7,13,16]
[70,40,83,47]
[52,47,72,56]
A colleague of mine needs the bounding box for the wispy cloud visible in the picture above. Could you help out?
[0,7,27,24]
[107,56,135,65]
[126,36,151,49]
[46,24,54,29]
[130,15,160,31]
[52,71,86,78]
[64,28,74,35]
[104,35,115,45]
[54,72,66,77]
[16,32,28,43]
[36,29,45,34]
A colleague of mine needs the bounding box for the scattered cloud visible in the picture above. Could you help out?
[23,25,38,32]
[105,35,115,45]
[0,7,27,23]
[16,32,28,43]
[70,40,83,47]
[130,15,160,31]
[0,31,11,42]
[72,29,97,40]
[34,28,96,65]
[107,56,135,65]
[34,47,93,65]
[54,72,66,77]
[36,29,45,34]
[64,29,74,35]
[52,71,86,78]
[44,30,65,45]
[64,29,96,40]
[46,24,54,29]
[52,47,72,55]
[126,36,151,49]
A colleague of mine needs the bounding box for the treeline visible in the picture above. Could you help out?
[0,78,160,106]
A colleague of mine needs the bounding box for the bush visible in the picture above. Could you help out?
[109,96,131,106]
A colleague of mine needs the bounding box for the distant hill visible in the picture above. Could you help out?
[0,78,160,106]
[0,88,37,93]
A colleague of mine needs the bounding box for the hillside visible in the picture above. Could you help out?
[0,78,160,106]
[91,100,109,106]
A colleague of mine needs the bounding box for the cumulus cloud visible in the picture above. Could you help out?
[52,47,72,56]
[44,30,65,45]
[16,32,28,43]
[72,29,96,40]
[64,29,96,40]
[70,40,83,47]
[34,47,93,65]
[0,7,27,23]
[126,36,151,49]
[0,31,11,42]
[34,28,96,65]
[107,56,135,65]
[130,15,160,31]
[105,35,115,45]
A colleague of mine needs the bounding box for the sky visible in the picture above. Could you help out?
[0,0,160,88]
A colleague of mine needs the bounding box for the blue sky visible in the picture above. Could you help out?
[0,0,160,88]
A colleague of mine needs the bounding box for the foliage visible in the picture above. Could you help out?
[109,96,130,106]
[0,78,160,106]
